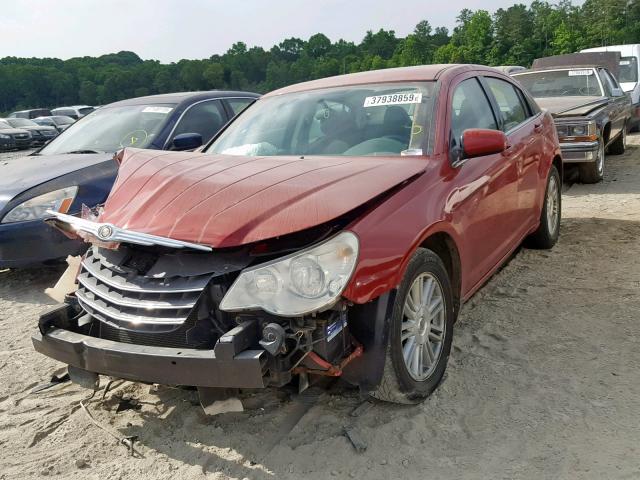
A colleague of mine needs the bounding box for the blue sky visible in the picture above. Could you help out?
[0,0,580,62]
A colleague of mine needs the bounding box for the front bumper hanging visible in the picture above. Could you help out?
[32,304,268,389]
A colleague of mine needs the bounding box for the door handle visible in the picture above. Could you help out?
[501,143,513,157]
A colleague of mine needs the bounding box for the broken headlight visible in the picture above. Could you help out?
[2,186,78,223]
[220,231,359,316]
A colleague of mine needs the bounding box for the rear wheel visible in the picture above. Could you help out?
[371,248,454,404]
[608,126,626,155]
[527,165,561,249]
[579,138,605,184]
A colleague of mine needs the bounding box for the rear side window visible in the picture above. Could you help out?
[172,100,226,144]
[485,78,530,131]
[450,78,498,148]
[227,98,255,116]
[619,57,638,83]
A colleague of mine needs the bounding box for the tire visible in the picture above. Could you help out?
[371,248,455,404]
[526,165,561,249]
[579,138,605,184]
[608,126,626,155]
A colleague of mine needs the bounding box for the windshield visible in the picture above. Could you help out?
[6,118,37,127]
[514,69,603,97]
[619,57,638,84]
[38,105,174,155]
[207,83,435,157]
[79,107,95,115]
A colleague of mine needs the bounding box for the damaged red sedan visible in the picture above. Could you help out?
[34,65,562,405]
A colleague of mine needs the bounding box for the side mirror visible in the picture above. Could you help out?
[462,129,507,159]
[611,87,624,97]
[171,132,203,151]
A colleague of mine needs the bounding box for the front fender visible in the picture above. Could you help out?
[342,167,464,304]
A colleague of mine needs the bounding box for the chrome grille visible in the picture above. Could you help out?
[76,249,212,329]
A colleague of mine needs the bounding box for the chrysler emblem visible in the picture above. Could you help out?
[97,225,114,240]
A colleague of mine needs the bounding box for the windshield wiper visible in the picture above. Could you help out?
[62,149,104,154]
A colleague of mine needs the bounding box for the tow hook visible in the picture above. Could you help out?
[293,342,363,377]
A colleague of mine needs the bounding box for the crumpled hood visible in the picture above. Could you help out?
[0,153,113,211]
[100,148,428,248]
[535,96,608,116]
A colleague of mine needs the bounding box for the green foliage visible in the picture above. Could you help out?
[1,1,638,113]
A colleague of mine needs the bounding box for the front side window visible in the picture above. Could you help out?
[603,69,622,92]
[597,69,613,96]
[39,105,175,155]
[226,98,255,116]
[619,57,638,84]
[485,77,530,131]
[171,100,226,144]
[514,69,603,97]
[207,83,435,157]
[450,78,498,149]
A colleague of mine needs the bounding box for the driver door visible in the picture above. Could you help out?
[447,76,521,292]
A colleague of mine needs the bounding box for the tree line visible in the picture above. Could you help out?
[0,0,637,113]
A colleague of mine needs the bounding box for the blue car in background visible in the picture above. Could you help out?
[0,90,259,268]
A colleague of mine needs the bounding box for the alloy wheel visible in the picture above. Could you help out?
[596,140,605,177]
[401,273,446,381]
[546,174,560,236]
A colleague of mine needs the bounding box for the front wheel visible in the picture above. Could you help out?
[608,126,626,155]
[527,165,561,249]
[579,138,605,183]
[371,248,454,404]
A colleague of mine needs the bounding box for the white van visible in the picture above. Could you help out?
[582,44,640,131]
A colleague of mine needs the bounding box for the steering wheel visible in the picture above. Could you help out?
[119,130,149,148]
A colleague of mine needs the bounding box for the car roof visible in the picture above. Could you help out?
[11,108,49,113]
[52,105,93,110]
[582,44,640,55]
[263,64,481,97]
[513,66,602,74]
[103,90,260,109]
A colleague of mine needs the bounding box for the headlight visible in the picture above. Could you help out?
[1,186,78,223]
[556,121,597,141]
[220,231,359,316]
[0,134,10,140]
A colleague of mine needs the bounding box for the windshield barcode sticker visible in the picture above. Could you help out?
[568,70,593,76]
[364,92,422,107]
[142,106,173,114]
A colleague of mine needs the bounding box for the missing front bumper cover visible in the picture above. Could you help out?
[33,306,268,389]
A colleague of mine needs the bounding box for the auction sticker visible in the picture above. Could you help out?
[568,69,593,76]
[364,92,422,107]
[142,106,173,114]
